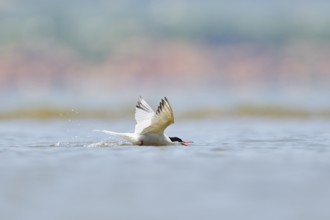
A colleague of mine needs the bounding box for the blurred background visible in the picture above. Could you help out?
[1,0,330,118]
[2,2,330,220]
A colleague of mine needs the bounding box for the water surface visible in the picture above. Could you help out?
[1,118,330,220]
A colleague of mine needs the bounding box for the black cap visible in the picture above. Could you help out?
[169,137,183,143]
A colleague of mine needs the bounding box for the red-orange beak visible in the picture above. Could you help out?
[181,141,193,146]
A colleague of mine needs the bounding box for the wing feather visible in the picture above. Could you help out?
[135,96,155,123]
[135,97,174,135]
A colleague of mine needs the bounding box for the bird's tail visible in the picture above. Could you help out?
[94,129,120,136]
[94,130,137,143]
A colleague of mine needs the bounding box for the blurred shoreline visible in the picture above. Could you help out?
[1,105,330,120]
[1,40,330,110]
[1,1,330,116]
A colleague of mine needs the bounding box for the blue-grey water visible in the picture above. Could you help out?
[1,118,330,220]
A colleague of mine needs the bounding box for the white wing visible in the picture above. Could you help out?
[135,96,155,123]
[134,97,175,135]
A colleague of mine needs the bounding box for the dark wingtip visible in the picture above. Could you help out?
[156,98,167,114]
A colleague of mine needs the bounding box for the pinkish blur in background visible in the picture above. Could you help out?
[1,0,330,117]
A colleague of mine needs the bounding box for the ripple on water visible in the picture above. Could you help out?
[1,118,330,220]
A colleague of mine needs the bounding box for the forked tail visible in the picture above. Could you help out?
[93,130,137,143]
[94,130,120,136]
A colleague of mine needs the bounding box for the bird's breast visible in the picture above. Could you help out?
[138,134,171,146]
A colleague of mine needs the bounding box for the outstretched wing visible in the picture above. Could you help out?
[134,96,155,134]
[135,96,155,123]
[134,97,175,135]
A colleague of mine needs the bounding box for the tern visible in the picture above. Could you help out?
[95,96,191,146]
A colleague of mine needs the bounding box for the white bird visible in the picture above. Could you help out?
[95,96,191,146]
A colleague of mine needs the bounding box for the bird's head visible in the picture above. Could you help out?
[169,137,192,146]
